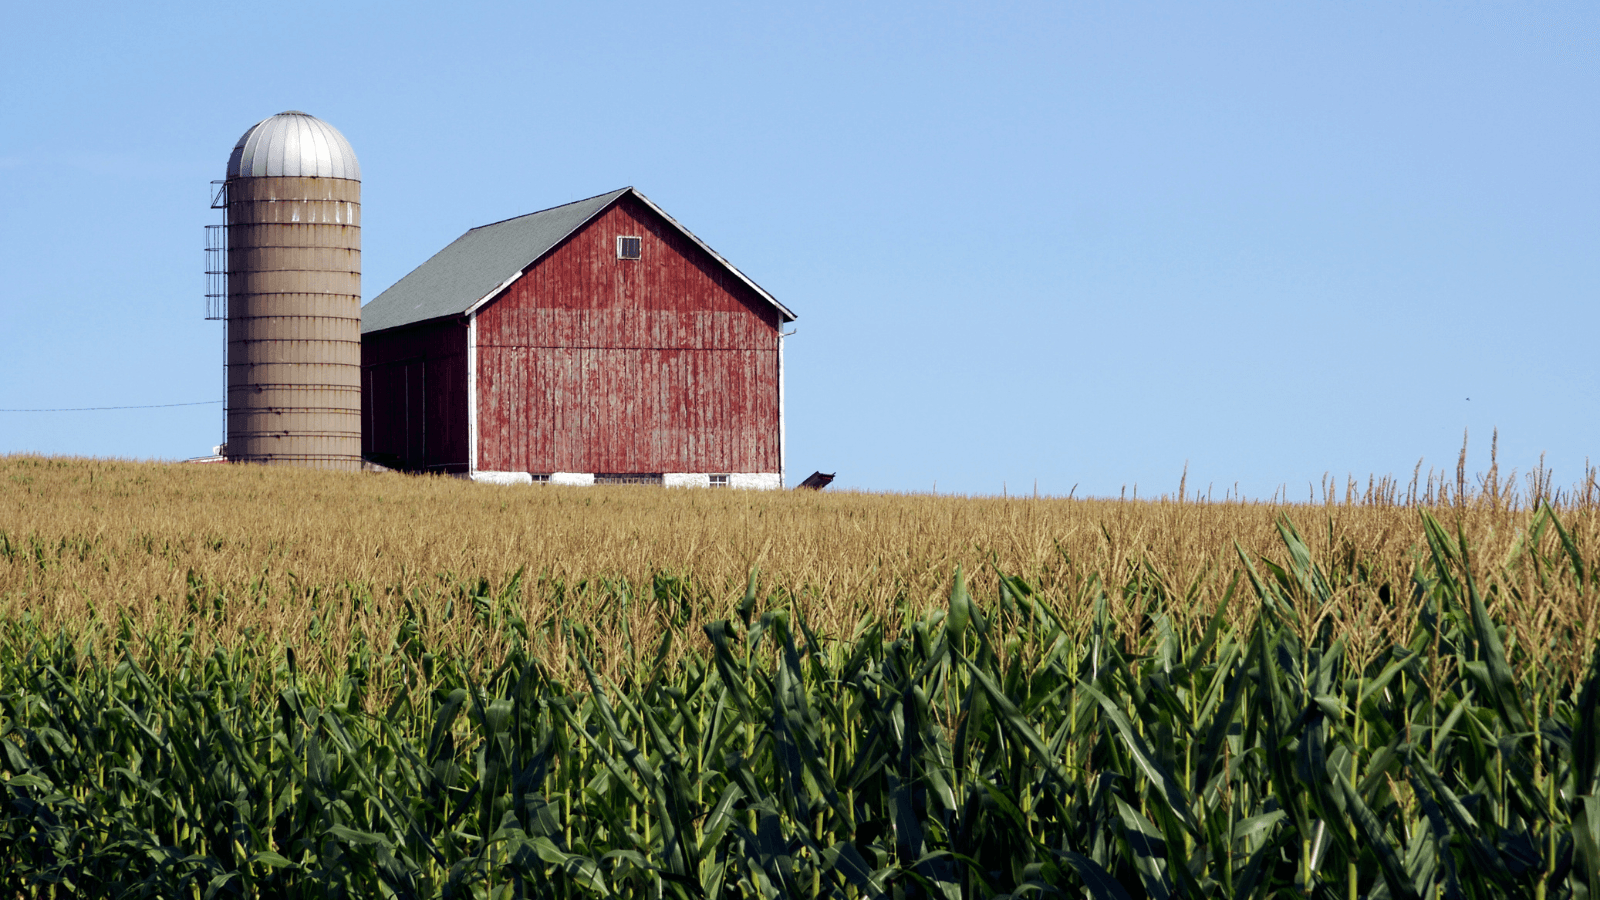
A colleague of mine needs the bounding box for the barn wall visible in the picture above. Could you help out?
[361,318,469,473]
[475,195,781,475]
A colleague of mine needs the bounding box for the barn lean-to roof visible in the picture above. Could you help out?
[360,187,795,335]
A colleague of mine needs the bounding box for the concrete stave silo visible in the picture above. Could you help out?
[223,111,362,470]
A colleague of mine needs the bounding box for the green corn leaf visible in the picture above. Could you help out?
[825,840,891,899]
[201,871,238,900]
[1335,767,1420,900]
[327,823,390,846]
[1114,795,1174,900]
[738,569,760,628]
[1545,501,1588,592]
[1050,850,1134,900]
[1358,648,1420,706]
[697,784,745,859]
[954,646,1077,791]
[528,836,610,894]
[1081,682,1200,836]
[635,700,696,878]
[1230,819,1294,900]
[703,621,756,721]
[1275,516,1335,605]
[1575,795,1600,894]
[425,688,469,763]
[1410,751,1515,887]
[244,850,296,869]
[1231,810,1286,847]
[946,566,971,646]
[1575,644,1600,798]
[1174,571,1238,684]
[1443,516,1529,733]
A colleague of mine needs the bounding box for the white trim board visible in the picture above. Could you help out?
[463,268,526,318]
[466,313,478,474]
[778,329,787,488]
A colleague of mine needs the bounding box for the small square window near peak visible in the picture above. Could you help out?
[617,236,642,260]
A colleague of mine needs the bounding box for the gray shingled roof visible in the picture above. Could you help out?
[361,187,794,334]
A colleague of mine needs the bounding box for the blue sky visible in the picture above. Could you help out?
[2,2,1595,498]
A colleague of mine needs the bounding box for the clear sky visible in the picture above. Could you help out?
[2,2,1595,498]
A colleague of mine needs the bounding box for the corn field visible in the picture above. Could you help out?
[4,453,1599,687]
[5,456,1600,897]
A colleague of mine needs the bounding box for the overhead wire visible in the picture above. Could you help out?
[0,401,223,413]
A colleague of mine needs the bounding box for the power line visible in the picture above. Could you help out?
[0,401,223,413]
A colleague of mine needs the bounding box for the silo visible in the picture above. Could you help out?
[223,111,362,469]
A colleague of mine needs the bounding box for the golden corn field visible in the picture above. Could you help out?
[6,453,1600,898]
[5,454,1598,686]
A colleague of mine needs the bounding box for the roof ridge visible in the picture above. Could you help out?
[468,186,632,232]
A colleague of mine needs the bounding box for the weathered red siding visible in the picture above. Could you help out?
[475,195,781,474]
[361,319,470,472]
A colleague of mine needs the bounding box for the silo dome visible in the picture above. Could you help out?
[226,111,360,180]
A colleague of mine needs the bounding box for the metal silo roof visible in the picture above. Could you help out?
[227,111,360,180]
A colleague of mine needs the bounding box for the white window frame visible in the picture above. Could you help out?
[616,235,642,260]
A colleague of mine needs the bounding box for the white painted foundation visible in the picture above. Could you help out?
[472,471,533,486]
[468,471,781,489]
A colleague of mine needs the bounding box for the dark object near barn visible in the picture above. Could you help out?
[797,471,835,490]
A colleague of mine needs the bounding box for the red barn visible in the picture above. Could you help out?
[359,188,796,487]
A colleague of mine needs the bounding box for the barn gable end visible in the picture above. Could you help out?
[361,188,793,484]
[476,194,782,476]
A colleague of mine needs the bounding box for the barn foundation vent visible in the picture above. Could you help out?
[595,473,663,486]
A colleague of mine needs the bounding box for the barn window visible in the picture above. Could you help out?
[530,474,551,484]
[617,236,642,260]
[709,474,729,488]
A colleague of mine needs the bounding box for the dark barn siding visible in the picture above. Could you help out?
[361,319,469,472]
[475,195,781,475]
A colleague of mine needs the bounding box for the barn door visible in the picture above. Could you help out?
[405,361,425,468]
[365,358,426,470]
